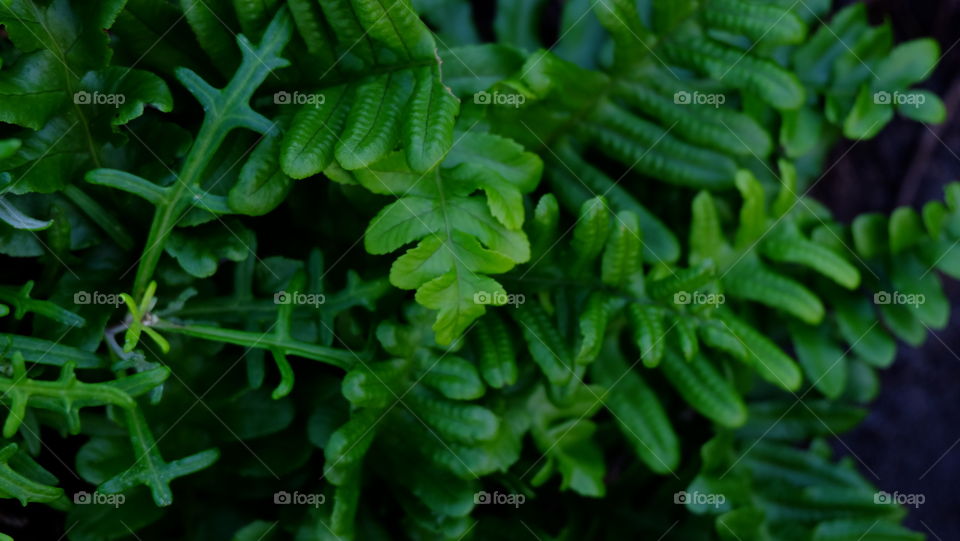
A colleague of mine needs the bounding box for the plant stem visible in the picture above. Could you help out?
[129,11,292,297]
[154,321,357,369]
[132,119,225,298]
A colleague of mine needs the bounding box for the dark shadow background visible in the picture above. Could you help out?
[823,0,960,538]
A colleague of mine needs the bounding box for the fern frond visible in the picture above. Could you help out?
[601,211,644,294]
[0,444,65,507]
[421,356,485,400]
[789,322,848,399]
[723,254,825,324]
[613,80,772,157]
[690,191,731,266]
[703,0,807,45]
[361,131,541,344]
[271,0,463,178]
[471,313,518,389]
[715,312,803,391]
[662,350,747,428]
[100,408,220,507]
[575,293,613,365]
[662,38,805,109]
[571,196,612,265]
[514,303,573,386]
[0,353,157,437]
[763,223,861,289]
[673,317,699,361]
[592,348,679,474]
[628,304,666,368]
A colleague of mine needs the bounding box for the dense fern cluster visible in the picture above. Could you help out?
[0,0,951,539]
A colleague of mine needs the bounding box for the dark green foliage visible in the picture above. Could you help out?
[0,0,949,539]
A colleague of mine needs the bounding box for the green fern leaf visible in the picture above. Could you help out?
[421,356,485,400]
[592,350,679,474]
[662,350,747,428]
[627,304,666,368]
[763,223,861,289]
[550,144,680,263]
[614,80,772,157]
[888,207,925,254]
[716,312,803,391]
[341,359,406,408]
[735,170,768,247]
[576,293,612,365]
[360,139,539,343]
[852,212,888,258]
[662,37,805,109]
[601,211,644,293]
[584,101,738,189]
[471,313,518,389]
[514,303,573,386]
[647,263,717,301]
[403,66,460,172]
[571,197,611,264]
[723,254,825,324]
[324,409,379,485]
[0,444,64,506]
[280,86,351,179]
[704,0,807,45]
[673,317,699,361]
[442,132,543,230]
[834,294,896,368]
[180,0,240,73]
[352,0,437,60]
[789,322,847,399]
[690,191,731,266]
[698,320,749,361]
[406,386,499,444]
[227,135,292,216]
[336,72,413,170]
